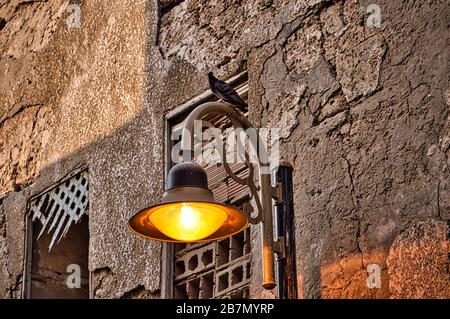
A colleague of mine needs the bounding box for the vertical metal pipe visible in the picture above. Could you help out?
[274,163,298,299]
[260,169,276,290]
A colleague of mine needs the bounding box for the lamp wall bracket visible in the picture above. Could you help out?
[274,236,286,260]
[181,101,277,290]
[272,182,283,205]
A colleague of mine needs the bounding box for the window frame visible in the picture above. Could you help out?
[22,166,92,299]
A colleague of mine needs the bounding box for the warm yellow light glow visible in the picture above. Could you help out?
[148,202,229,241]
[179,204,198,231]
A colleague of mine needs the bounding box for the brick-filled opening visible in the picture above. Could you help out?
[231,265,243,285]
[201,249,213,266]
[231,232,245,259]
[175,260,185,277]
[187,277,200,299]
[217,273,229,293]
[200,272,214,299]
[217,238,230,267]
[174,282,188,299]
[188,255,198,271]
[174,227,251,299]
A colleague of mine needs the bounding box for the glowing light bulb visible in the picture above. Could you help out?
[179,204,198,231]
[148,202,229,241]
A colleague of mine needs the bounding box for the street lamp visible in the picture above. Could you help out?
[128,161,249,242]
[128,101,295,293]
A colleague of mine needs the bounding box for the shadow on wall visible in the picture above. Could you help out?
[0,105,165,298]
[0,0,165,299]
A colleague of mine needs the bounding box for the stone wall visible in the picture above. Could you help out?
[0,0,449,298]
[0,0,161,298]
[154,0,449,298]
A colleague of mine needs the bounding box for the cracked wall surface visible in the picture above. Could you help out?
[0,0,449,299]
[0,0,161,298]
[155,0,450,298]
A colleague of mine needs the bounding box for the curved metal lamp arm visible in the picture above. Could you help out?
[221,146,262,224]
[181,101,276,290]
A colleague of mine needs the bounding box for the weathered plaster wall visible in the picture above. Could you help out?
[155,0,449,298]
[0,0,161,298]
[0,0,449,299]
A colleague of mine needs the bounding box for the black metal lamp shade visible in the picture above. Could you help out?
[128,162,249,242]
